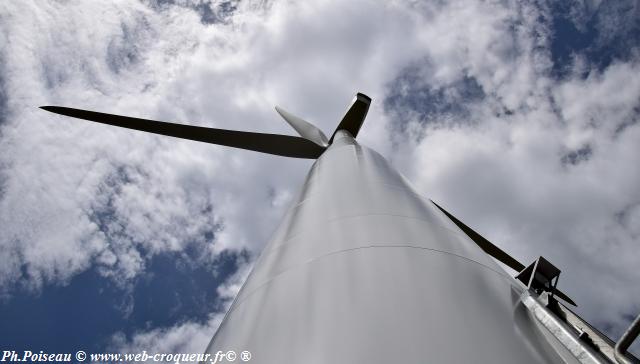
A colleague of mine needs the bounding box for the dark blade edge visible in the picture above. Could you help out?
[41,106,325,159]
[431,199,525,271]
[329,93,371,143]
[431,200,576,306]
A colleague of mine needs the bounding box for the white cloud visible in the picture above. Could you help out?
[110,314,224,358]
[0,0,432,292]
[1,0,639,353]
[398,10,640,346]
[109,257,252,358]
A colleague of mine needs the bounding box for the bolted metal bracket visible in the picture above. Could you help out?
[516,256,562,301]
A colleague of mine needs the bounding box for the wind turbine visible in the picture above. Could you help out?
[41,93,639,363]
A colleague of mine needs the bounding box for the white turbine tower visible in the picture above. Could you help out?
[41,93,639,364]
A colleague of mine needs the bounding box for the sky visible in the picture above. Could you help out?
[1,0,640,358]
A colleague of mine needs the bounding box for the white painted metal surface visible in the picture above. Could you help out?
[205,131,575,363]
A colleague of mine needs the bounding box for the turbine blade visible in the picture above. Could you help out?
[552,287,577,306]
[329,93,371,142]
[40,106,326,159]
[275,106,329,147]
[431,200,525,272]
[431,200,577,306]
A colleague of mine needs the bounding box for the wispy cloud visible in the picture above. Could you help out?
[1,0,638,353]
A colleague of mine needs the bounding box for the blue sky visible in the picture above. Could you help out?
[2,251,243,353]
[1,0,640,358]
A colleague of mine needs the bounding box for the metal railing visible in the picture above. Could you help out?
[615,313,640,364]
